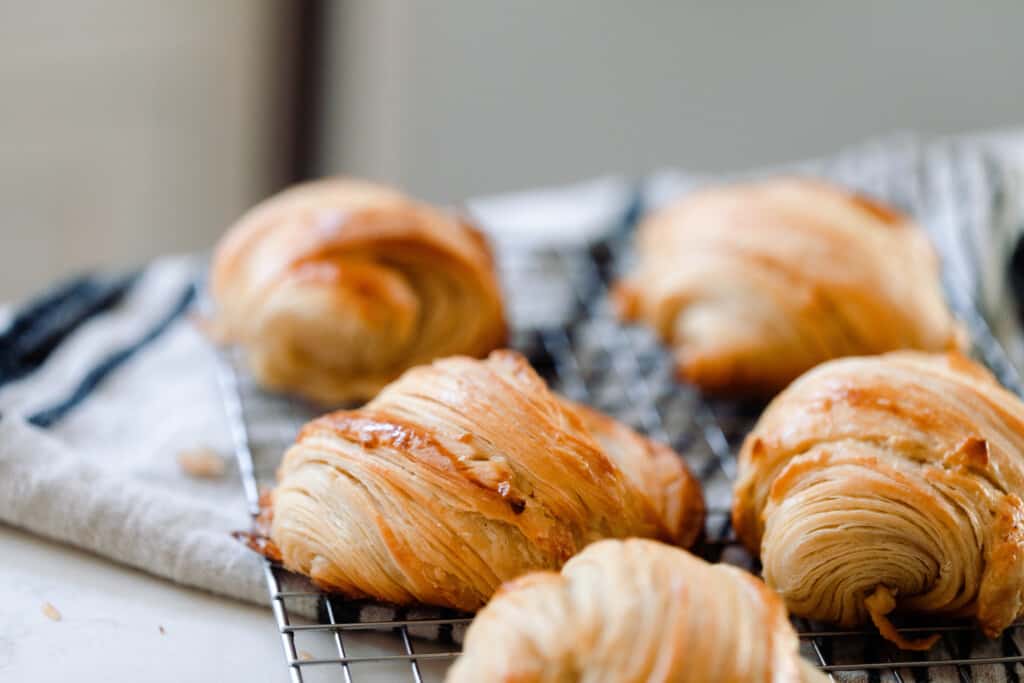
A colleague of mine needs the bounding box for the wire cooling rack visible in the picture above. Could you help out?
[216,143,1024,683]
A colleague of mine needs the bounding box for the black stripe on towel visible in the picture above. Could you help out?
[0,272,138,388]
[28,282,196,428]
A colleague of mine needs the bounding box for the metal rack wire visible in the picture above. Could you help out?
[216,145,1024,682]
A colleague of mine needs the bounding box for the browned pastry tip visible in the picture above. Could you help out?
[209,177,506,405]
[616,177,962,397]
[610,280,641,321]
[253,350,704,612]
[733,350,1024,649]
[446,538,827,683]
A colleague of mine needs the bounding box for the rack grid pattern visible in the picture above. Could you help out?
[216,147,1024,682]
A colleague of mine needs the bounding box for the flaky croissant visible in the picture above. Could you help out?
[446,538,827,683]
[256,350,704,611]
[733,351,1024,649]
[210,178,506,404]
[615,178,962,397]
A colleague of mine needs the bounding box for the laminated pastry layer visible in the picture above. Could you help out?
[733,351,1024,649]
[447,538,826,683]
[615,178,962,397]
[259,350,704,612]
[211,178,506,405]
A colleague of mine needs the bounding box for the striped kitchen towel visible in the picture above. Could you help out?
[0,258,267,604]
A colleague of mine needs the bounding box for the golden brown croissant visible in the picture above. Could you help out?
[446,538,827,683]
[210,178,506,404]
[614,178,962,397]
[733,351,1024,649]
[258,350,704,611]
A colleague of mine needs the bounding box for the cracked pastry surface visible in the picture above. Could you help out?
[733,351,1024,649]
[614,178,962,397]
[446,538,826,683]
[256,351,704,611]
[210,178,506,405]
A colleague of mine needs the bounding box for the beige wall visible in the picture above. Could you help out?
[0,1,294,300]
[4,1,1024,300]
[318,1,1024,203]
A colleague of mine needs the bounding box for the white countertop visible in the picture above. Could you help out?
[4,129,1023,683]
[0,524,283,683]
[0,521,454,683]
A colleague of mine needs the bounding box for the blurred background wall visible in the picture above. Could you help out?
[2,0,1024,299]
[0,1,299,299]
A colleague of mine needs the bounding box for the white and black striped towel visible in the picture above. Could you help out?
[0,138,1021,611]
[0,258,268,603]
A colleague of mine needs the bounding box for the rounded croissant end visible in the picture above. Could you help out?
[445,539,827,683]
[244,261,422,402]
[210,178,507,405]
[734,351,1024,649]
[567,401,706,547]
[977,493,1024,637]
[760,448,975,632]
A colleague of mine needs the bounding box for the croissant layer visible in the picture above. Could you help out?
[266,351,704,611]
[615,178,962,396]
[446,538,827,683]
[211,178,506,404]
[733,351,1024,647]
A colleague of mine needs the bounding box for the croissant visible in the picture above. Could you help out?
[614,178,962,397]
[446,538,826,683]
[255,350,704,611]
[733,351,1024,649]
[210,178,506,404]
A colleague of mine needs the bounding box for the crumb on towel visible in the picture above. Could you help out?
[177,447,226,479]
[42,602,61,621]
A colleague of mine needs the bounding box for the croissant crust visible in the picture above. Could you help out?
[210,178,506,404]
[446,538,827,683]
[615,178,962,396]
[733,351,1024,647]
[263,351,704,611]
